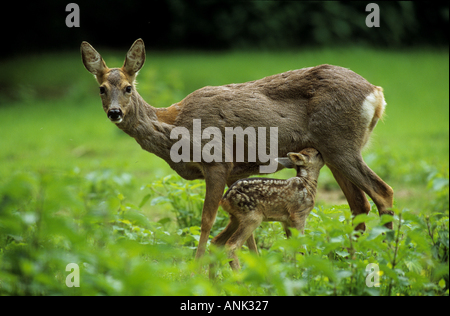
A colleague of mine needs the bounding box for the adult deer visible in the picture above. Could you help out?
[80,38,393,260]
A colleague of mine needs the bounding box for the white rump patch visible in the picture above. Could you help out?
[360,88,387,148]
[361,89,386,126]
[361,92,377,125]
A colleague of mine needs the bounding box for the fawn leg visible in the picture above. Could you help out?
[282,222,292,238]
[209,215,239,279]
[246,233,258,254]
[226,216,262,271]
[211,215,239,247]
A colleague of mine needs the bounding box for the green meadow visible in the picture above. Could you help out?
[0,47,448,295]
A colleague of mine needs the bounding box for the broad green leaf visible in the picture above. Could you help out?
[404,259,423,274]
[157,217,172,225]
[336,269,353,281]
[366,226,389,241]
[379,214,394,226]
[353,214,375,226]
[139,194,151,208]
[150,196,170,206]
[336,250,350,258]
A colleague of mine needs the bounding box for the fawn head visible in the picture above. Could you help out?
[276,148,324,174]
[81,39,146,123]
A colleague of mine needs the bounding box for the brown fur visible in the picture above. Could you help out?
[156,102,182,125]
[81,39,394,261]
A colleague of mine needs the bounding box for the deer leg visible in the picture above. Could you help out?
[225,178,259,254]
[289,212,308,235]
[245,233,258,254]
[287,215,309,256]
[195,163,230,260]
[209,215,239,279]
[226,216,262,270]
[282,222,292,238]
[327,164,372,231]
[327,155,394,229]
[211,215,239,247]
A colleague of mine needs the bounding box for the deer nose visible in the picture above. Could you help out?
[107,109,123,122]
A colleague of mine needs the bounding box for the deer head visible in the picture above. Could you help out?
[81,39,146,123]
[275,148,324,175]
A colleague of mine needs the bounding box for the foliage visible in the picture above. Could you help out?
[4,1,448,58]
[0,168,448,296]
[141,174,205,229]
[162,1,448,49]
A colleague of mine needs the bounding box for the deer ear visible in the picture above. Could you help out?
[275,157,296,169]
[123,38,145,77]
[81,41,108,77]
[287,153,308,166]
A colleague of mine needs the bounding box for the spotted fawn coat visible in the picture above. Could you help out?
[211,148,324,271]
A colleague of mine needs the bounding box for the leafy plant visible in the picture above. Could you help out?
[140,174,206,229]
[1,167,449,295]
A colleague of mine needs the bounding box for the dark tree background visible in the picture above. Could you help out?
[1,1,448,57]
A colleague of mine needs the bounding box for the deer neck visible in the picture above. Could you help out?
[116,92,176,161]
[295,167,319,196]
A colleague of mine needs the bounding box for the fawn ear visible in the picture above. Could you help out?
[287,152,308,166]
[275,157,296,169]
[123,38,145,77]
[81,41,108,77]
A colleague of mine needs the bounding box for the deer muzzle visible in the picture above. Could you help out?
[107,108,123,123]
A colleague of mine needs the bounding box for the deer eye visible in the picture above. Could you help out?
[99,86,106,95]
[125,86,132,93]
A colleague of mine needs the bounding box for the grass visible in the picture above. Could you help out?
[0,47,448,296]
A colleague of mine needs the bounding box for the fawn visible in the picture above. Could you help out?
[211,148,324,271]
